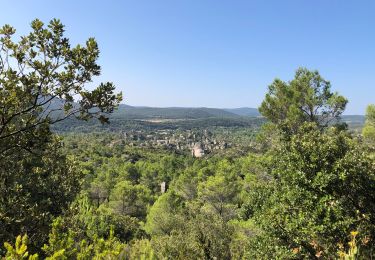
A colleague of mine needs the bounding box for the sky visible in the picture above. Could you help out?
[1,1,374,114]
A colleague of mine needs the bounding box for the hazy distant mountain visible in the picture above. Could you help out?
[52,103,365,132]
[112,105,364,127]
[341,115,365,130]
[114,105,245,119]
[223,107,260,117]
[50,101,364,130]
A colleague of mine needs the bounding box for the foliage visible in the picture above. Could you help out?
[247,123,375,258]
[0,137,82,253]
[338,231,359,260]
[42,218,127,259]
[363,104,375,148]
[109,181,153,220]
[0,18,121,255]
[145,191,185,236]
[197,174,240,221]
[126,239,156,260]
[149,205,234,260]
[3,235,39,260]
[0,19,122,145]
[259,67,347,134]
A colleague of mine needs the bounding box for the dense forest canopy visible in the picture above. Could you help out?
[1,19,375,260]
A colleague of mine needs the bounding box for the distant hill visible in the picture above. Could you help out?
[113,106,363,124]
[51,102,365,132]
[341,115,365,130]
[223,107,260,117]
[113,105,244,119]
[52,104,262,132]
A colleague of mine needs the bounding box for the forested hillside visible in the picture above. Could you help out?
[224,107,260,117]
[1,19,374,260]
[115,105,244,119]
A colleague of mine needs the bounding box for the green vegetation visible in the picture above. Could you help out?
[1,20,374,259]
[0,19,121,254]
[259,67,348,134]
[363,104,375,147]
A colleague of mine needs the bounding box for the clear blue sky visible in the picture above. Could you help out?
[1,1,374,114]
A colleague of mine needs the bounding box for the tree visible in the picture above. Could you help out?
[145,191,185,236]
[151,211,234,260]
[363,104,375,147]
[146,190,234,259]
[0,136,82,253]
[42,218,128,259]
[259,68,347,134]
[0,18,122,155]
[197,174,240,221]
[247,123,375,258]
[109,181,153,220]
[0,19,122,253]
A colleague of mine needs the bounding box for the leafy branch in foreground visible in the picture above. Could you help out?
[0,18,122,155]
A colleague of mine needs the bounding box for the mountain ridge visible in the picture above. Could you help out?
[115,104,260,119]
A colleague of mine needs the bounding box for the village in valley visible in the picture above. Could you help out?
[114,129,232,157]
